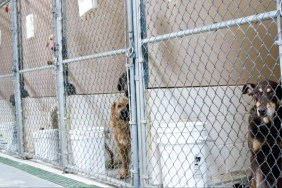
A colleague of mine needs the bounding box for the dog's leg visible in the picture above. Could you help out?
[250,151,257,188]
[105,143,114,168]
[117,145,130,179]
[255,170,265,188]
[250,178,256,188]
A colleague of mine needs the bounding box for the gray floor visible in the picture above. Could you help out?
[0,163,62,187]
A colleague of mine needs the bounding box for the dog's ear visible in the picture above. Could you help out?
[126,103,129,111]
[117,77,123,91]
[65,82,76,96]
[117,71,128,91]
[112,101,117,110]
[242,83,256,96]
[9,94,15,106]
[275,81,282,100]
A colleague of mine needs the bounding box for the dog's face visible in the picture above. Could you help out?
[111,98,130,121]
[117,71,129,97]
[46,34,56,50]
[243,80,282,120]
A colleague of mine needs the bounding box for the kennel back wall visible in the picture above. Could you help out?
[0,0,282,187]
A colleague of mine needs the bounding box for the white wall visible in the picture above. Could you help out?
[0,100,15,123]
[67,94,122,163]
[22,94,123,163]
[147,86,252,185]
[20,86,254,185]
[23,97,56,152]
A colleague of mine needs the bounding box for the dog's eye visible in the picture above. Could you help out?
[268,91,274,98]
[118,104,122,108]
[253,92,259,99]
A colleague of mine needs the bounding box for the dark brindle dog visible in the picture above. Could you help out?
[117,71,129,97]
[243,80,282,188]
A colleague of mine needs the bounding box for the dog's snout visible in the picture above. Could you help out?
[120,109,129,121]
[257,105,267,117]
[258,109,266,117]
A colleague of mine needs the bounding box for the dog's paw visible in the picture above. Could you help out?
[116,171,128,179]
[105,160,115,169]
[47,60,53,65]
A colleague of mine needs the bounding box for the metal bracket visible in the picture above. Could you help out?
[140,119,147,125]
[12,65,17,73]
[275,40,282,46]
[126,47,135,58]
[125,63,133,68]
[130,168,138,175]
[138,58,144,64]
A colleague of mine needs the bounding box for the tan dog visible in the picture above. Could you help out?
[110,98,131,179]
[46,34,55,65]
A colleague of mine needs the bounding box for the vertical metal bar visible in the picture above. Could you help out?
[133,0,144,186]
[138,1,149,186]
[127,0,140,187]
[54,0,68,168]
[10,0,24,157]
[276,0,282,79]
[140,0,148,88]
[133,0,148,186]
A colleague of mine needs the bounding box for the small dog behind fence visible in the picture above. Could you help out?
[43,71,131,179]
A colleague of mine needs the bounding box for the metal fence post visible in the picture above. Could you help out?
[132,0,148,186]
[276,0,282,80]
[10,0,24,158]
[127,0,140,187]
[54,0,68,169]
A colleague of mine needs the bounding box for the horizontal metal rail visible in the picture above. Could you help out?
[17,48,129,74]
[62,48,129,64]
[0,0,9,8]
[0,73,13,79]
[18,65,55,74]
[142,10,278,44]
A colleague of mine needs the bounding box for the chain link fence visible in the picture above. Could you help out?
[0,0,281,187]
[0,1,17,154]
[142,0,281,187]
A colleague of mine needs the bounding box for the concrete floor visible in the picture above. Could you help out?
[0,163,62,187]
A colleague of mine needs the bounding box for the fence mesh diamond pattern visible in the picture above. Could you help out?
[0,0,281,187]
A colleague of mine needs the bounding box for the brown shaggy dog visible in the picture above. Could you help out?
[110,98,131,179]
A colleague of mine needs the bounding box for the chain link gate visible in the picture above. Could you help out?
[136,0,282,187]
[0,0,282,187]
[17,0,60,166]
[0,0,138,186]
[55,0,137,186]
